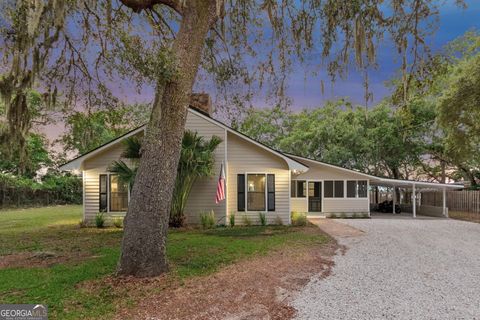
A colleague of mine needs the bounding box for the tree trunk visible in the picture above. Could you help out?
[118,1,217,277]
[440,160,446,184]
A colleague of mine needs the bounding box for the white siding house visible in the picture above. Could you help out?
[61,106,461,224]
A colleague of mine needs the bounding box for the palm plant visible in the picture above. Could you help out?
[109,136,142,188]
[170,131,221,227]
[109,131,221,227]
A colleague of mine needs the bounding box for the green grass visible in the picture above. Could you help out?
[0,205,329,319]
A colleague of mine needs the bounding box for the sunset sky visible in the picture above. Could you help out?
[42,1,480,144]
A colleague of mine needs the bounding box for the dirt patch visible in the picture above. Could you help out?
[308,218,365,238]
[96,232,338,320]
[0,251,90,269]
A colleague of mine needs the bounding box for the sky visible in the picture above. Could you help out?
[41,0,480,144]
[282,0,480,108]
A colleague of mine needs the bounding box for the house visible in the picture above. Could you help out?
[60,96,462,225]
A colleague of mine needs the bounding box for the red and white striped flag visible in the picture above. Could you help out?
[215,162,226,204]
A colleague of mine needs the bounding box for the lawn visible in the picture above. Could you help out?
[0,205,329,319]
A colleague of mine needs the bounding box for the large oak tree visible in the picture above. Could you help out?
[115,0,458,276]
[1,0,464,277]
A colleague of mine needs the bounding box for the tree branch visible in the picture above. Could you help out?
[119,0,183,15]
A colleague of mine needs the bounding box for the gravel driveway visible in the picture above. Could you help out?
[293,216,480,320]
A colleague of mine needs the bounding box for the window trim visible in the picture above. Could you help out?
[244,172,274,213]
[99,172,129,214]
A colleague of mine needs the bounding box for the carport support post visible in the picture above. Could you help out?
[412,183,416,218]
[443,188,448,218]
[367,180,371,217]
[392,186,396,214]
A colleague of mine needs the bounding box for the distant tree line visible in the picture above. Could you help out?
[235,32,480,188]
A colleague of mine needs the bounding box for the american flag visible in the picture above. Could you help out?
[215,162,226,204]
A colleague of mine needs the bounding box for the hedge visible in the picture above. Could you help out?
[0,173,82,208]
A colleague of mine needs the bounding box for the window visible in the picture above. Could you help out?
[247,174,266,211]
[346,180,368,198]
[291,180,306,198]
[324,181,334,198]
[238,173,276,212]
[357,180,368,198]
[109,175,128,212]
[99,175,108,212]
[324,180,345,198]
[347,180,356,198]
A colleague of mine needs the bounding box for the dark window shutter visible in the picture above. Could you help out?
[99,174,108,212]
[237,174,245,211]
[267,174,275,211]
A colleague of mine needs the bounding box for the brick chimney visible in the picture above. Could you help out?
[189,93,213,116]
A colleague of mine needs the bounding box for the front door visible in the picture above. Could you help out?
[308,181,322,212]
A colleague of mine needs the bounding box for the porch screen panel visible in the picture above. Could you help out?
[247,174,266,211]
[324,181,334,198]
[109,175,128,212]
[358,180,368,198]
[267,174,275,211]
[347,180,356,198]
[334,181,344,198]
[296,180,306,197]
[99,174,108,212]
[237,174,245,211]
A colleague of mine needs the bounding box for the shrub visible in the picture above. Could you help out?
[200,210,216,229]
[95,213,105,228]
[291,211,307,226]
[259,212,267,226]
[274,215,283,225]
[113,217,124,228]
[242,215,252,226]
[229,213,235,227]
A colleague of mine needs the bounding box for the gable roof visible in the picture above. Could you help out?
[59,107,308,172]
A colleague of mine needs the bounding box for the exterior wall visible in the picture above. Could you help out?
[183,112,226,224]
[81,111,227,224]
[291,198,308,213]
[226,132,291,225]
[83,141,129,223]
[292,158,370,215]
[323,198,369,213]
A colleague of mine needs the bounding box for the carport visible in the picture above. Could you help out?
[369,178,463,218]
